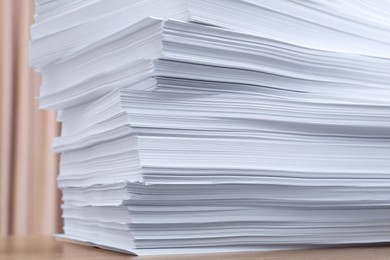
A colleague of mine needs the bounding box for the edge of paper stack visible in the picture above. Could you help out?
[31,0,390,256]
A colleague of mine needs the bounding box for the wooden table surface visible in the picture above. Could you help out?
[2,236,390,260]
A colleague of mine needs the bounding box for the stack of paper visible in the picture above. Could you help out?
[31,0,390,256]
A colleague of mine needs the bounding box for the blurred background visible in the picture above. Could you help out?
[0,0,62,236]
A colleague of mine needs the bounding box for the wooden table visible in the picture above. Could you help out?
[2,236,390,260]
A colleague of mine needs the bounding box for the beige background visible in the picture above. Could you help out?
[0,0,61,236]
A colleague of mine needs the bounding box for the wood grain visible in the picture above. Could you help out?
[2,236,390,260]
